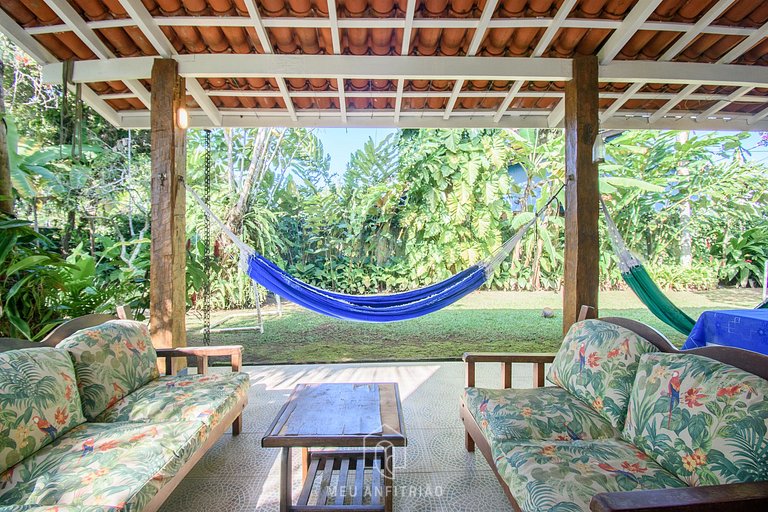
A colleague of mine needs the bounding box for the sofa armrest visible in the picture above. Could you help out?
[462,352,556,389]
[155,345,243,375]
[590,482,768,512]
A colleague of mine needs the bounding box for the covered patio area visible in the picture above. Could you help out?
[1,1,767,511]
[160,360,525,512]
[2,0,767,351]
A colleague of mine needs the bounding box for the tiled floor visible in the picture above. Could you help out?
[160,361,535,512]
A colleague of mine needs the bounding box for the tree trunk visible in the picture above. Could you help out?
[61,208,76,255]
[0,56,13,217]
[677,131,692,268]
[531,237,544,290]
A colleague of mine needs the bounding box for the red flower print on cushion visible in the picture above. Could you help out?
[717,385,741,397]
[684,387,706,407]
[621,461,648,474]
[54,408,69,425]
[587,352,601,368]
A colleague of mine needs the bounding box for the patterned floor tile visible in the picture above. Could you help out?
[188,434,280,478]
[161,477,264,511]
[429,471,514,512]
[394,428,431,473]
[160,362,523,512]
[421,428,490,473]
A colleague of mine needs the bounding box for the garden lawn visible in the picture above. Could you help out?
[186,288,763,365]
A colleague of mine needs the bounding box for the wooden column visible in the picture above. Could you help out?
[563,55,599,334]
[150,59,187,367]
[0,56,13,217]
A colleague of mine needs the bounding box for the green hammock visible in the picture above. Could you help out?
[601,200,696,335]
[601,201,768,335]
[620,263,696,335]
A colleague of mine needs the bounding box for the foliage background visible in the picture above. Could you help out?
[1,36,767,339]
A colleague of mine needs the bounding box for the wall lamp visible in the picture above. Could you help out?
[176,106,189,130]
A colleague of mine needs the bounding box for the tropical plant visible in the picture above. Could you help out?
[0,216,69,339]
[717,227,768,287]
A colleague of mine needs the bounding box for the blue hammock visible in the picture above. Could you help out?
[244,253,488,322]
[187,185,553,322]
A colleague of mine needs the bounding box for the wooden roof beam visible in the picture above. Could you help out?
[395,0,417,124]
[118,0,221,126]
[394,80,405,124]
[598,0,666,65]
[327,0,345,123]
[41,56,768,89]
[0,9,56,64]
[600,0,738,123]
[525,0,579,126]
[44,0,150,109]
[748,106,768,126]
[25,16,767,38]
[241,0,296,122]
[650,19,767,124]
[444,0,499,120]
[0,9,122,126]
[115,108,768,131]
[700,86,752,118]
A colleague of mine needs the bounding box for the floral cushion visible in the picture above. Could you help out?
[494,439,686,512]
[0,349,86,474]
[623,353,768,486]
[56,321,160,421]
[94,372,250,436]
[464,386,619,444]
[0,421,202,510]
[547,320,659,429]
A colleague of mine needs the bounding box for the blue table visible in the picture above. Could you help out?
[682,309,768,355]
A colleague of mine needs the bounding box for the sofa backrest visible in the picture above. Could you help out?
[623,352,768,486]
[598,317,677,353]
[40,314,120,347]
[55,320,159,421]
[0,348,86,474]
[547,319,660,430]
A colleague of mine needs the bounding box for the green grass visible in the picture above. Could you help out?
[186,288,764,365]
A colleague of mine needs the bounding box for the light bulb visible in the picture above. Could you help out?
[592,135,606,164]
[176,106,189,130]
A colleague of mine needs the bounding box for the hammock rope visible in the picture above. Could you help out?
[186,181,563,322]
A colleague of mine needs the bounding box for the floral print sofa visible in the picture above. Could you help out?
[461,318,768,512]
[0,320,249,512]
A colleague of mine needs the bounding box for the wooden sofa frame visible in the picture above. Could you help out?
[460,306,768,512]
[2,311,247,512]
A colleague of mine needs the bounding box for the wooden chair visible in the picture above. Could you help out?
[460,305,768,511]
[0,337,39,353]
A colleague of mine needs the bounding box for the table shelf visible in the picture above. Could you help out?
[293,450,388,512]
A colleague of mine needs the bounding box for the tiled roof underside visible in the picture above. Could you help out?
[2,0,767,127]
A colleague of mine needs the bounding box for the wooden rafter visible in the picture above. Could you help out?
[241,0,297,122]
[118,0,222,126]
[600,0,738,123]
[649,19,768,125]
[443,0,499,120]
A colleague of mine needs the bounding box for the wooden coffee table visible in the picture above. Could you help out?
[262,383,406,512]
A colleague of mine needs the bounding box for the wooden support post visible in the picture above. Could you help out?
[465,360,476,451]
[0,56,13,217]
[563,54,600,335]
[502,361,512,389]
[150,59,187,372]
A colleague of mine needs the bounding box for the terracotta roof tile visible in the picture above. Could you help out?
[4,0,766,120]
